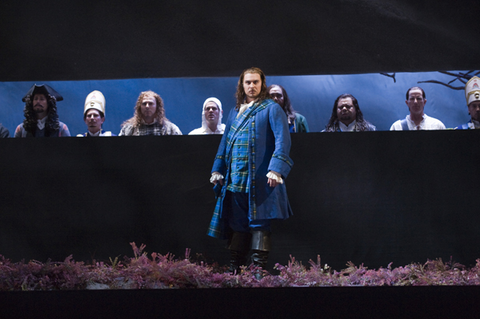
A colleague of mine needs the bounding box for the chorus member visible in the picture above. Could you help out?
[390,87,445,130]
[268,84,309,132]
[77,90,114,137]
[14,84,70,137]
[456,76,480,129]
[324,94,375,132]
[119,91,182,136]
[188,97,225,135]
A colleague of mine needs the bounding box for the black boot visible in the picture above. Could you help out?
[227,231,252,274]
[250,230,271,279]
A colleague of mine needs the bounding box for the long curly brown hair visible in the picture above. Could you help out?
[22,94,60,136]
[122,91,166,128]
[235,67,268,110]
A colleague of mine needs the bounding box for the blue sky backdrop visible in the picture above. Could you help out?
[0,71,469,135]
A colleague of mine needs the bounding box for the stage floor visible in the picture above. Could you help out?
[2,286,479,318]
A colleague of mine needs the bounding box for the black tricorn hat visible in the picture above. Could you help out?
[22,84,63,102]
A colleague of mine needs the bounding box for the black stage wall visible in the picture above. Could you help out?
[1,132,478,270]
[1,1,479,81]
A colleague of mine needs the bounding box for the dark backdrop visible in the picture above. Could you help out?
[1,0,479,271]
[1,1,479,81]
[1,132,479,271]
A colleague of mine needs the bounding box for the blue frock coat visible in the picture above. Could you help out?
[208,99,294,239]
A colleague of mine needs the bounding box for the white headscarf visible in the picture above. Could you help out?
[201,97,223,131]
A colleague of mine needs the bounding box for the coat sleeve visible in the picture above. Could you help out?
[14,124,24,138]
[119,123,133,136]
[167,121,183,135]
[60,123,71,137]
[267,103,294,178]
[0,125,9,138]
[295,113,309,133]
[211,108,235,175]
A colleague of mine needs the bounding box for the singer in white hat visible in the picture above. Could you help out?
[188,97,225,135]
[77,90,114,137]
[455,76,480,130]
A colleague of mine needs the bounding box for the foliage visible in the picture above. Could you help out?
[1,243,479,290]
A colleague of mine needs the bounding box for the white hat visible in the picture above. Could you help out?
[203,97,222,111]
[84,90,106,116]
[201,97,223,130]
[465,76,480,106]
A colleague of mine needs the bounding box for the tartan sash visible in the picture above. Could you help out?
[207,100,269,239]
[224,101,267,165]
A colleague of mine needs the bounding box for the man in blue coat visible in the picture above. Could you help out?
[208,67,294,277]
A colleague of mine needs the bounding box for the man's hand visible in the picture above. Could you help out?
[267,177,278,187]
[267,171,283,187]
[210,172,224,185]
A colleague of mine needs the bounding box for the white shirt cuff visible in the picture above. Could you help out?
[267,171,283,184]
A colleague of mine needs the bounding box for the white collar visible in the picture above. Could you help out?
[407,114,426,126]
[37,116,48,130]
[339,120,357,132]
[237,100,255,118]
[88,130,101,136]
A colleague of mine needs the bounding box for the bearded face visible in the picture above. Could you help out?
[336,97,356,125]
